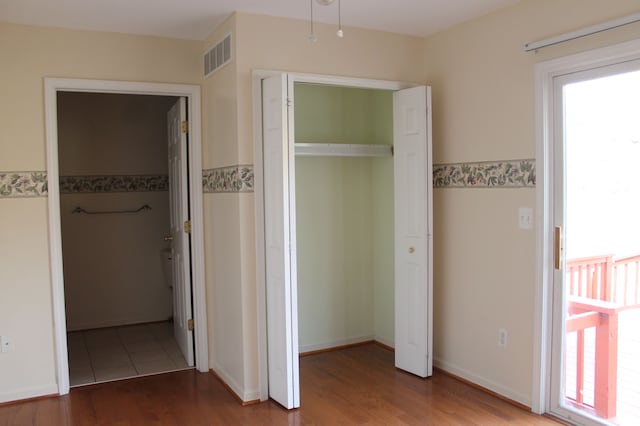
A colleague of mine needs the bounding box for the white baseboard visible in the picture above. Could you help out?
[299,335,375,354]
[433,357,531,408]
[0,383,59,404]
[373,336,394,349]
[211,361,259,403]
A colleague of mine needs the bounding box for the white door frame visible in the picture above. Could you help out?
[45,78,209,395]
[532,38,640,418]
[252,70,420,401]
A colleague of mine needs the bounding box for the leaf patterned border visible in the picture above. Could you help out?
[59,175,169,193]
[1,159,532,198]
[0,171,48,198]
[203,165,254,193]
[433,159,536,188]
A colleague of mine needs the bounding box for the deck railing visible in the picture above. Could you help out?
[565,254,640,419]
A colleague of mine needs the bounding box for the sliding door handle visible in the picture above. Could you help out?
[554,226,562,270]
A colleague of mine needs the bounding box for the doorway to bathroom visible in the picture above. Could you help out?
[45,78,209,396]
[57,92,193,386]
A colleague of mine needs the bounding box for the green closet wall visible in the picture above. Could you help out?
[294,83,395,351]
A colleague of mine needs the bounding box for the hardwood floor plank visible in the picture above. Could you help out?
[0,344,560,425]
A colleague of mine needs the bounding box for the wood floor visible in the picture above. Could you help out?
[0,344,560,425]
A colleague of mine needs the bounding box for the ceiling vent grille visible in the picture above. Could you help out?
[204,34,232,77]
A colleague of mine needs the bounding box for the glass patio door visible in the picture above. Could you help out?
[550,61,640,426]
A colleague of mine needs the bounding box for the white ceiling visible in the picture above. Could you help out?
[0,0,520,41]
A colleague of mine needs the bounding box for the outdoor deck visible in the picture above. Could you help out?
[565,254,640,425]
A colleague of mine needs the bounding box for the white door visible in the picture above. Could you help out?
[393,86,433,378]
[167,98,194,366]
[262,75,300,409]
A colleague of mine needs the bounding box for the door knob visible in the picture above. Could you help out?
[408,247,415,253]
[164,235,174,241]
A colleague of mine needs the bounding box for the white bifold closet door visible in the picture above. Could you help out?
[262,74,300,409]
[393,86,433,378]
[261,77,432,409]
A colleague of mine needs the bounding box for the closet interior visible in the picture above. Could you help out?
[294,83,396,353]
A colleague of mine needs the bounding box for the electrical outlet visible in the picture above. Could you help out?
[518,207,533,229]
[1,336,14,353]
[498,328,507,348]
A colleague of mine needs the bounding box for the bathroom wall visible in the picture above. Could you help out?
[57,92,177,330]
[294,84,395,351]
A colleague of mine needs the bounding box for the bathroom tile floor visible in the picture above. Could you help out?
[67,321,191,387]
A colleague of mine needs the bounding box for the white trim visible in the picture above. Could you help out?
[253,70,423,403]
[287,71,414,91]
[434,358,530,408]
[533,37,640,420]
[213,361,261,402]
[45,78,209,397]
[299,335,375,354]
[0,384,59,404]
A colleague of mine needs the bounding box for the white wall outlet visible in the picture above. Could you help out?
[498,328,507,348]
[518,207,533,230]
[1,336,14,353]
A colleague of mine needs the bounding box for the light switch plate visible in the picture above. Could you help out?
[518,207,533,230]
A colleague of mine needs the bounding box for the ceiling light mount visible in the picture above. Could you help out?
[308,0,344,42]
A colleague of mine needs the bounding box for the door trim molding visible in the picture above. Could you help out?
[533,37,640,417]
[252,70,420,401]
[44,78,209,396]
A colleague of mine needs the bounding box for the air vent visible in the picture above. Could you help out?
[204,34,232,77]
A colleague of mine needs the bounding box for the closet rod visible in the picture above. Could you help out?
[295,143,393,157]
[72,204,152,215]
[524,12,640,52]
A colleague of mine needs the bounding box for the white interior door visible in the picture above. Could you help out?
[262,74,300,409]
[393,86,433,378]
[167,97,194,366]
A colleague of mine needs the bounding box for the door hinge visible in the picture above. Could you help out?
[181,120,189,134]
[184,220,192,234]
[188,319,194,331]
[286,97,293,108]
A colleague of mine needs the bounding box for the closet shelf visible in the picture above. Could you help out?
[295,143,393,158]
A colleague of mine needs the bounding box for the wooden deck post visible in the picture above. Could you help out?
[594,311,618,419]
[604,255,613,302]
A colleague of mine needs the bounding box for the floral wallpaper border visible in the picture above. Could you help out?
[59,175,169,193]
[433,159,536,188]
[0,171,48,198]
[1,160,533,198]
[203,165,254,193]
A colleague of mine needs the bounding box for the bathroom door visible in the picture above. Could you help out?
[167,97,194,366]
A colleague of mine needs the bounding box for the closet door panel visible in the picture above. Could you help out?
[393,86,433,378]
[262,74,300,409]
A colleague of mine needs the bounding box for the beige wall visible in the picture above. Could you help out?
[200,14,255,400]
[0,22,201,403]
[57,93,175,331]
[424,0,640,405]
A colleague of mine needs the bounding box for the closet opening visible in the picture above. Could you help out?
[294,83,396,355]
[255,72,433,409]
[45,78,208,396]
